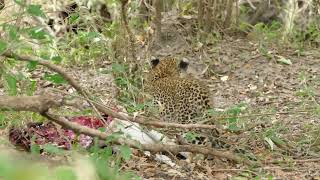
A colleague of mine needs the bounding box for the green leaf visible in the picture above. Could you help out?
[44,73,67,84]
[119,145,132,161]
[267,174,275,180]
[14,0,25,5]
[28,27,48,39]
[4,74,17,95]
[86,32,100,39]
[105,132,123,144]
[227,117,238,123]
[270,136,285,146]
[7,25,19,40]
[51,56,62,63]
[0,40,7,54]
[40,53,50,60]
[102,147,113,159]
[184,132,198,142]
[69,14,80,24]
[30,137,41,154]
[264,137,275,151]
[115,77,128,87]
[98,127,106,132]
[0,114,4,122]
[0,114,5,128]
[228,124,241,132]
[135,103,145,110]
[43,144,64,155]
[26,61,38,71]
[112,63,127,73]
[27,4,45,17]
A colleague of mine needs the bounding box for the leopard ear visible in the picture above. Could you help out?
[150,58,160,68]
[179,60,189,70]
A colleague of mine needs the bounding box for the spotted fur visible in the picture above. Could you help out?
[144,57,211,123]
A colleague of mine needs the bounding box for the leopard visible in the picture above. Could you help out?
[143,57,230,161]
[144,57,212,124]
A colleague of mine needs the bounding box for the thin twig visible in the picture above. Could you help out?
[292,158,320,163]
[268,158,320,164]
[211,168,258,176]
[202,110,315,125]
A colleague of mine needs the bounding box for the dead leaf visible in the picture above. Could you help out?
[220,76,229,82]
[276,55,292,65]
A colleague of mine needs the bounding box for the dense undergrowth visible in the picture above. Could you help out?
[0,0,319,179]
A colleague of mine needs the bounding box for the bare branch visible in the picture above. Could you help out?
[0,94,252,165]
[0,95,63,113]
[42,112,253,166]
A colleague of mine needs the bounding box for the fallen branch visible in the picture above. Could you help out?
[0,95,63,113]
[0,94,253,165]
[42,112,254,166]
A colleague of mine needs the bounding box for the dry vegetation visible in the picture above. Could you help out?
[0,0,320,179]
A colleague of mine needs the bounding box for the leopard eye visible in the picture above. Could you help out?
[151,58,160,68]
[179,60,189,70]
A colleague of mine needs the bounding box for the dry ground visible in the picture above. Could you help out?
[122,35,320,179]
[1,7,320,179]
[1,36,319,180]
